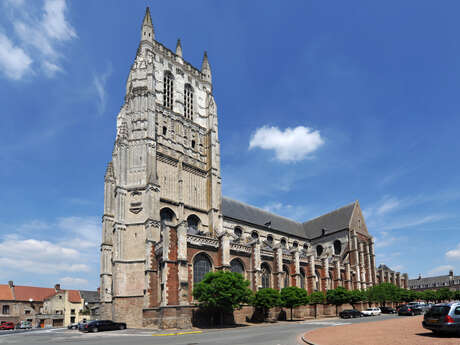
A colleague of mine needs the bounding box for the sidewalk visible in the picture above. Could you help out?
[302,315,460,345]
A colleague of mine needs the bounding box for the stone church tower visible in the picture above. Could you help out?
[100,8,408,329]
[100,7,222,326]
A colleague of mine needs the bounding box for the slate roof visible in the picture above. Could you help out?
[80,290,99,303]
[378,264,395,272]
[302,202,356,238]
[222,197,357,240]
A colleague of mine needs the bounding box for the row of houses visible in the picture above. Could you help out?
[0,281,99,328]
[408,270,460,291]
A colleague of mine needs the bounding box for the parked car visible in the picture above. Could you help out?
[67,322,79,330]
[361,308,381,316]
[380,306,397,314]
[80,320,127,332]
[16,321,32,329]
[339,309,363,319]
[398,304,423,316]
[0,322,15,330]
[422,303,460,334]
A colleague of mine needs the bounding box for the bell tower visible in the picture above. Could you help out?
[100,7,222,327]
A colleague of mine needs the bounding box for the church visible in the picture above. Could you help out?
[99,7,408,328]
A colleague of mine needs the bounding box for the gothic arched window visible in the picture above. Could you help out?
[316,245,323,257]
[261,263,271,289]
[230,259,244,276]
[283,265,290,288]
[184,84,193,119]
[163,71,173,109]
[193,253,212,285]
[280,238,287,248]
[300,268,306,289]
[267,235,273,244]
[334,240,342,255]
[251,231,259,240]
[187,215,200,234]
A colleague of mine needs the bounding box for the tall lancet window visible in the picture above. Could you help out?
[163,71,174,109]
[184,84,193,119]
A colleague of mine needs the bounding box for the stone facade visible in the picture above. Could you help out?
[100,7,408,329]
[409,270,460,291]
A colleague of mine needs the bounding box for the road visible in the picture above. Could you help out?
[0,314,399,345]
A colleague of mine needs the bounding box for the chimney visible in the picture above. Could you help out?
[8,280,14,288]
[55,284,61,291]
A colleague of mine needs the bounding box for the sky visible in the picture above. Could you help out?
[0,0,459,290]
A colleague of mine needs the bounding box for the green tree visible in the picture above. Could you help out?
[422,290,437,303]
[326,287,351,315]
[251,288,281,321]
[280,286,310,320]
[436,288,453,302]
[366,283,399,306]
[309,291,326,318]
[452,290,460,301]
[349,289,366,309]
[193,271,253,326]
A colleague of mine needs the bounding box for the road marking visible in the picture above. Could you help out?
[302,321,351,326]
[152,330,203,336]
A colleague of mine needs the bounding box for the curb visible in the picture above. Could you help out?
[300,332,318,345]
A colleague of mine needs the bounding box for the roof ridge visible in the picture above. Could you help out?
[222,196,302,225]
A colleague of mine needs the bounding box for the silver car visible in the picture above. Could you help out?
[422,302,460,334]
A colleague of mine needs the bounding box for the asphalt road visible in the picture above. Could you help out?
[0,314,400,345]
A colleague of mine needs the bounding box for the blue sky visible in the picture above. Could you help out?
[0,0,459,290]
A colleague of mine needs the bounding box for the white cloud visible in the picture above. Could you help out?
[0,216,98,279]
[42,0,77,41]
[446,243,460,260]
[59,277,88,288]
[428,265,454,276]
[249,125,324,162]
[375,231,406,248]
[2,0,76,80]
[0,32,32,80]
[93,63,112,115]
[376,197,400,216]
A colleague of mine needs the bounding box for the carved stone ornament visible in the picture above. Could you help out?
[187,234,219,249]
[146,220,161,228]
[230,242,251,255]
[130,202,143,214]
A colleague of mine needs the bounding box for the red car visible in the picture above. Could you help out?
[0,322,15,330]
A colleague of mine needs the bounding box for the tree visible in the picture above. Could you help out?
[326,287,350,315]
[309,291,326,318]
[193,271,253,326]
[366,283,399,306]
[251,288,282,321]
[349,289,366,309]
[421,290,437,303]
[436,288,452,302]
[452,290,460,301]
[280,286,309,321]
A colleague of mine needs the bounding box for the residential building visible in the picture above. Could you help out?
[409,270,460,291]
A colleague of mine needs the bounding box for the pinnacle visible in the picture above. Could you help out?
[176,38,182,57]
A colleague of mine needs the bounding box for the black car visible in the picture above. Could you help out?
[80,320,127,332]
[380,306,397,314]
[398,305,423,316]
[339,309,363,319]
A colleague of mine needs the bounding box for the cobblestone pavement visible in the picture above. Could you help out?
[304,315,460,345]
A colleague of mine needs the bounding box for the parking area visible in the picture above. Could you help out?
[304,315,460,345]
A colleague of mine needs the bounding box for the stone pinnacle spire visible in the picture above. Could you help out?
[175,39,182,57]
[140,6,154,43]
[201,51,212,84]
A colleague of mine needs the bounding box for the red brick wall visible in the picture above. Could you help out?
[166,228,179,305]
